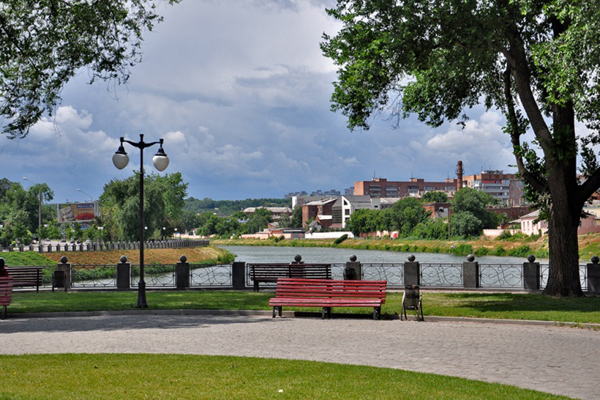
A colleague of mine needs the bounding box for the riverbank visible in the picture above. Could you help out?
[212,234,600,261]
[0,245,234,266]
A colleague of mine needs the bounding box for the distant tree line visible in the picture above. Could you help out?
[192,206,303,238]
[346,189,500,239]
[184,197,291,217]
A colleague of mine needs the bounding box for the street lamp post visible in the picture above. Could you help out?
[112,134,169,308]
[77,188,93,202]
[23,177,43,243]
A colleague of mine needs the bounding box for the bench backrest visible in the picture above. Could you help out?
[275,278,386,300]
[0,276,13,304]
[250,264,331,280]
[6,267,43,286]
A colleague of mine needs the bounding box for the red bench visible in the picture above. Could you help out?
[269,278,387,319]
[249,263,331,292]
[0,276,13,319]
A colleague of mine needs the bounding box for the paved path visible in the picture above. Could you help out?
[1,313,598,399]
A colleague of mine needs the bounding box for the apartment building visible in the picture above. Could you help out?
[354,177,458,198]
[462,170,525,206]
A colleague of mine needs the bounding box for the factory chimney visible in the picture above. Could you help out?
[456,161,464,192]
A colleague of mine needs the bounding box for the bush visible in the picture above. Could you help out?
[334,234,348,245]
[450,244,473,256]
[508,245,531,258]
[474,247,489,256]
[494,246,506,256]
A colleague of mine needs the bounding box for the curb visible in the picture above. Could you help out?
[4,309,599,329]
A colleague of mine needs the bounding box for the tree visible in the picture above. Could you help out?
[321,1,600,296]
[0,0,180,138]
[291,206,303,228]
[422,191,449,203]
[100,172,186,241]
[452,188,499,231]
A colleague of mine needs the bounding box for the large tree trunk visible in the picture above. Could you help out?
[542,103,583,297]
[544,204,583,296]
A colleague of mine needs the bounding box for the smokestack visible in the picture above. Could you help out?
[456,160,463,192]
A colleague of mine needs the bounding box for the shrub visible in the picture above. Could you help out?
[508,245,531,258]
[334,234,349,245]
[450,244,473,256]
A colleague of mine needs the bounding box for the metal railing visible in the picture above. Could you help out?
[9,257,600,293]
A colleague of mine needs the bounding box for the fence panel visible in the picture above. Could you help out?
[131,264,176,288]
[70,264,117,288]
[420,263,463,287]
[190,264,232,287]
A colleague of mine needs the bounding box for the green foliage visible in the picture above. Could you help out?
[291,206,303,228]
[450,212,483,238]
[1,0,181,138]
[100,172,187,241]
[333,234,348,245]
[185,197,291,217]
[422,191,449,203]
[508,245,531,258]
[449,244,473,256]
[322,0,600,294]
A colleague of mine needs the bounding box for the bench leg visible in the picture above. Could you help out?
[278,306,282,317]
[272,307,277,318]
[1,305,6,320]
[321,307,328,320]
[254,281,259,292]
[373,307,381,320]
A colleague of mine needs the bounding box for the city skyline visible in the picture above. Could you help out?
[0,1,537,202]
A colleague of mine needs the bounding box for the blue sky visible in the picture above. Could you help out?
[0,0,528,202]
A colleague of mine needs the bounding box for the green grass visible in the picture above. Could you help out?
[7,291,600,324]
[0,252,55,266]
[0,354,568,399]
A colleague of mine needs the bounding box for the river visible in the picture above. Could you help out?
[218,245,539,265]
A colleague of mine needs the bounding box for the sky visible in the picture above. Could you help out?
[0,0,532,202]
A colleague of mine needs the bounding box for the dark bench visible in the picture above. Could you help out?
[249,263,331,292]
[269,278,387,319]
[0,276,13,319]
[7,266,43,292]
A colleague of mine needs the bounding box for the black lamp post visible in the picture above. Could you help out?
[112,134,169,308]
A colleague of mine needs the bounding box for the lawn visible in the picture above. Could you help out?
[0,354,569,399]
[6,290,600,324]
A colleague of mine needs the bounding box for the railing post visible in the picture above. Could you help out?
[404,255,420,286]
[176,255,190,290]
[232,261,246,290]
[117,255,131,290]
[54,256,71,291]
[523,255,541,291]
[587,255,600,294]
[463,254,479,288]
[344,255,362,280]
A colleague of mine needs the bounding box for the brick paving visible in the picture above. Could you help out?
[1,313,598,399]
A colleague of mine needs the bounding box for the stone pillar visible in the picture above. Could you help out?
[587,256,600,295]
[344,255,362,280]
[176,256,190,290]
[117,256,131,290]
[232,262,246,290]
[55,256,71,290]
[462,254,479,289]
[404,255,420,286]
[523,255,540,291]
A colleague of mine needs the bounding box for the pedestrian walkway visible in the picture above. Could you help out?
[1,313,598,399]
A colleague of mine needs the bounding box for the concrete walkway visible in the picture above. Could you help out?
[1,313,598,399]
